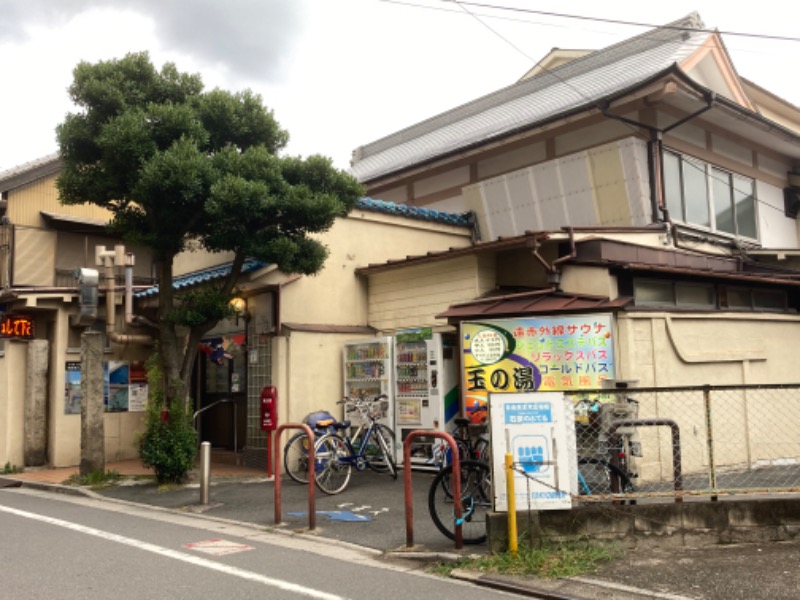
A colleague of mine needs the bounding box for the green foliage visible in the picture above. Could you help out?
[1,462,22,474]
[166,287,238,328]
[429,540,621,579]
[56,51,363,269]
[137,351,197,484]
[63,470,121,488]
[56,51,365,411]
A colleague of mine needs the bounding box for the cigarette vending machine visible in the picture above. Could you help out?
[394,329,460,468]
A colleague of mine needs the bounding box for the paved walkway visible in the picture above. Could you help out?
[9,458,265,484]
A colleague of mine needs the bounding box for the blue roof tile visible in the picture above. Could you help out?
[134,258,267,298]
[355,197,473,227]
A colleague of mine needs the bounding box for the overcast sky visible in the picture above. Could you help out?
[0,0,798,174]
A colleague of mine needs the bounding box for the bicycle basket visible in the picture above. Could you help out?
[371,399,389,419]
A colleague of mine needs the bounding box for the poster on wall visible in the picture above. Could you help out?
[128,362,148,412]
[128,384,148,412]
[107,361,129,412]
[461,314,615,418]
[64,361,82,415]
[65,361,147,414]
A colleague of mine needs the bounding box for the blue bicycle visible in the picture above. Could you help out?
[313,395,397,494]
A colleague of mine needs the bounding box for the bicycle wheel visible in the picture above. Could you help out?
[364,424,397,476]
[428,459,491,544]
[283,432,312,484]
[314,434,352,495]
[577,457,634,495]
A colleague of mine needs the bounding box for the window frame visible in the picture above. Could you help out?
[663,149,758,242]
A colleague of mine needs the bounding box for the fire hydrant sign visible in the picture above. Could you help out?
[490,392,577,511]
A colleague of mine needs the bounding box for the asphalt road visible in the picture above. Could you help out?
[6,471,800,600]
[0,486,516,600]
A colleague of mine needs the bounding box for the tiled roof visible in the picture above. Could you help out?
[134,258,267,298]
[349,13,708,182]
[355,197,472,227]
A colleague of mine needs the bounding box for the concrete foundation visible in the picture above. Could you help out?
[486,496,800,552]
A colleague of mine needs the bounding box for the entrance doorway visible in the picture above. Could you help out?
[195,331,247,453]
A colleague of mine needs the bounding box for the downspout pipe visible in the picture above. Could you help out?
[600,90,716,245]
[526,227,577,291]
[98,245,152,346]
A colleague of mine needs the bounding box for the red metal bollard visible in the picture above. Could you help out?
[403,430,463,549]
[274,423,315,531]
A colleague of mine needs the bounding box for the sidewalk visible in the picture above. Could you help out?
[7,457,265,485]
[4,459,800,600]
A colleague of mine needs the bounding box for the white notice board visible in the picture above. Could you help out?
[489,392,577,511]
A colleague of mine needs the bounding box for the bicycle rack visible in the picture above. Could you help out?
[273,423,316,530]
[608,418,683,503]
[403,431,463,549]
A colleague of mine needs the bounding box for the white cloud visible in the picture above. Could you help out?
[0,0,798,173]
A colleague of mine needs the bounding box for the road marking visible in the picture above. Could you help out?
[0,504,347,600]
[183,539,254,556]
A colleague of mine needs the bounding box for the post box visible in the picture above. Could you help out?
[260,386,278,431]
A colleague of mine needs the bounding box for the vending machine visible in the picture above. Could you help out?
[342,336,395,432]
[394,329,460,468]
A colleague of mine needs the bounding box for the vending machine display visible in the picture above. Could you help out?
[394,329,459,468]
[342,337,394,431]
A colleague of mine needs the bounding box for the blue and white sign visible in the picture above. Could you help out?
[490,392,577,511]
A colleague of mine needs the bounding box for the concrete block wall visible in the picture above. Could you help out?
[486,498,800,553]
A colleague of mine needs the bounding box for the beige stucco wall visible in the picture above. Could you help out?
[48,302,150,467]
[276,210,473,326]
[615,312,800,484]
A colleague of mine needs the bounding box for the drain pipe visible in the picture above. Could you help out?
[97,245,152,346]
[526,227,577,290]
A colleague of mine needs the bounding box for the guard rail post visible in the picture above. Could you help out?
[274,423,315,530]
[403,430,463,549]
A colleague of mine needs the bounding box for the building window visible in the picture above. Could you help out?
[634,280,716,308]
[634,278,788,312]
[663,151,757,240]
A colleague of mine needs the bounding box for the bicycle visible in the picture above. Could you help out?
[427,458,491,545]
[428,416,490,469]
[426,411,492,544]
[283,409,340,484]
[313,394,397,495]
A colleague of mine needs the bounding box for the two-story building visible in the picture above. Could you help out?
[345,12,800,479]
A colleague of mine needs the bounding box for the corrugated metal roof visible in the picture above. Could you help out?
[134,258,267,298]
[349,13,708,182]
[0,153,61,192]
[437,288,632,320]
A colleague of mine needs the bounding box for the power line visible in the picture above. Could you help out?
[443,1,800,43]
[378,0,790,232]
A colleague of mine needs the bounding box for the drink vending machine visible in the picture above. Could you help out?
[342,336,395,433]
[394,329,460,468]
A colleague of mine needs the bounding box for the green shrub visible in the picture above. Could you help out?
[137,350,197,484]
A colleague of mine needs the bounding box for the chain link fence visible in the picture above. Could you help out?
[551,384,800,502]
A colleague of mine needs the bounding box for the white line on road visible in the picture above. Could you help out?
[0,504,347,600]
